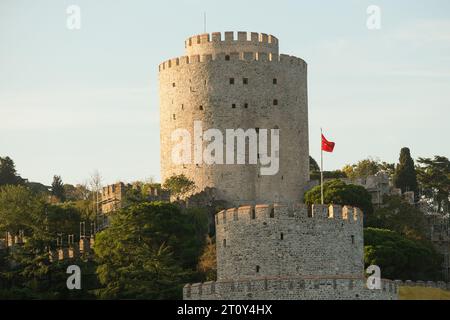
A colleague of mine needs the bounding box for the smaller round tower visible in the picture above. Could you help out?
[184,204,398,300]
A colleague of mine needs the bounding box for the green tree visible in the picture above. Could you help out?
[162,174,196,199]
[310,170,347,181]
[364,228,442,281]
[94,202,208,299]
[342,158,381,180]
[64,183,90,201]
[0,156,24,186]
[197,236,217,281]
[379,162,395,177]
[309,156,320,172]
[0,185,95,299]
[304,179,373,215]
[46,203,82,237]
[26,182,50,195]
[365,195,427,240]
[417,156,450,213]
[393,148,418,195]
[51,175,66,202]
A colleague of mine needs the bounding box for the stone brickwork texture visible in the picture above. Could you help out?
[159,31,309,206]
[160,32,398,300]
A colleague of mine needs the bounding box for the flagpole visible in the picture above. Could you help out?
[320,128,324,205]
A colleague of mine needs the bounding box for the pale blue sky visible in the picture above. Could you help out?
[1,0,449,186]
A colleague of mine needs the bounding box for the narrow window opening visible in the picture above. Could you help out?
[225,55,230,61]
[270,208,275,218]
[229,78,235,85]
[273,99,278,106]
[244,103,248,108]
[273,78,277,84]
[172,82,176,87]
[251,209,256,220]
[243,78,248,85]
[199,105,203,111]
[256,265,260,273]
[351,235,355,244]
[172,114,176,120]
[280,232,284,240]
[181,104,184,110]
[223,239,227,247]
[232,103,236,108]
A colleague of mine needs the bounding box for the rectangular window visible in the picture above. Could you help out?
[229,78,235,85]
[273,78,277,84]
[243,78,248,85]
[244,103,248,108]
[232,103,236,108]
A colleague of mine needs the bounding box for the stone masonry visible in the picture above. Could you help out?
[184,204,397,300]
[160,32,398,300]
[159,31,309,206]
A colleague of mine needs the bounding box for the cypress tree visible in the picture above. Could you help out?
[393,147,418,194]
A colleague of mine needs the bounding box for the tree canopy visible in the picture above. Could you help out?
[0,156,25,186]
[162,174,196,199]
[365,195,427,240]
[94,202,208,299]
[364,228,442,281]
[51,175,66,202]
[393,147,418,195]
[417,156,450,213]
[304,179,374,215]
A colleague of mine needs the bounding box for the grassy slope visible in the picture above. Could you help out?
[399,286,450,300]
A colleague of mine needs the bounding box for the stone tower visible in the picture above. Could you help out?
[159,31,309,205]
[184,204,398,300]
[159,32,398,300]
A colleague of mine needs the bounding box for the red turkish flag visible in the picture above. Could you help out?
[321,134,335,153]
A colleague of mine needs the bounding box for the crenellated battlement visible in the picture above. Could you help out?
[184,31,279,56]
[158,52,306,72]
[185,31,278,47]
[184,277,398,300]
[215,204,363,226]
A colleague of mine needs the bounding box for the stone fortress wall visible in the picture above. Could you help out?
[215,204,364,281]
[162,32,399,300]
[185,204,398,300]
[159,31,309,206]
[184,277,397,300]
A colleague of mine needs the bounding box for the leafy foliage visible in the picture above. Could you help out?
[0,185,96,298]
[0,156,25,186]
[51,175,66,202]
[197,236,217,281]
[393,147,418,194]
[364,228,442,281]
[365,196,427,240]
[343,158,381,179]
[94,202,208,299]
[162,174,196,199]
[417,156,450,213]
[309,156,320,172]
[304,179,374,215]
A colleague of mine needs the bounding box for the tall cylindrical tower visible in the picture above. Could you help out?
[159,31,309,205]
